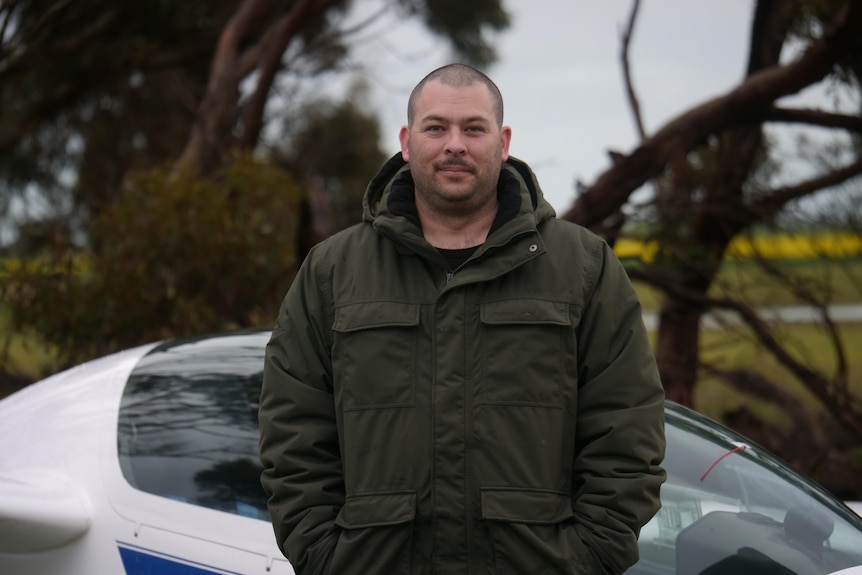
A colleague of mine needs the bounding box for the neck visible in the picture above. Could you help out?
[417,200,498,249]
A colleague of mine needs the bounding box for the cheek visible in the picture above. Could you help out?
[411,141,439,162]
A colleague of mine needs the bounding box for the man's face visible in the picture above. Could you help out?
[399,80,512,217]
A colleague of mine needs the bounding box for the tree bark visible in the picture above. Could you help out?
[655,302,700,405]
[177,0,333,175]
[653,1,795,405]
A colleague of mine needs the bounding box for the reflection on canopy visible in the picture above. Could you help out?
[117,331,270,519]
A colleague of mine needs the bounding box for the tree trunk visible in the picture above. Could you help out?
[655,296,702,406]
[177,0,332,175]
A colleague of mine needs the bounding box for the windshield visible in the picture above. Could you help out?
[628,403,862,575]
[117,331,271,520]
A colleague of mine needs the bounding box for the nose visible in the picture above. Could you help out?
[445,131,466,155]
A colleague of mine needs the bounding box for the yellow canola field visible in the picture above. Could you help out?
[614,232,862,263]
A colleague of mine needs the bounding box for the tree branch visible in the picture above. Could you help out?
[177,0,277,172]
[765,106,862,132]
[0,8,118,81]
[238,0,337,149]
[629,265,862,439]
[748,155,862,222]
[620,0,646,140]
[562,3,859,227]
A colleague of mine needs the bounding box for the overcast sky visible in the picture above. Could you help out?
[335,1,756,212]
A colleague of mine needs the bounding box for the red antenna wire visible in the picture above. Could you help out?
[700,444,748,481]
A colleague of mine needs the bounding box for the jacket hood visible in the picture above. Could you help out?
[361,153,558,225]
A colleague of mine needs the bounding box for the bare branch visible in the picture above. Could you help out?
[620,0,646,140]
[765,106,862,132]
[750,155,862,221]
[629,265,862,439]
[709,297,861,438]
[702,365,822,441]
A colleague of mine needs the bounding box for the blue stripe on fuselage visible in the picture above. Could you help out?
[117,542,244,575]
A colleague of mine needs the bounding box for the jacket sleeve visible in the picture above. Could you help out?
[259,249,342,575]
[571,240,666,574]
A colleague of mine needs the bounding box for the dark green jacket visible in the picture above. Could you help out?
[259,154,666,575]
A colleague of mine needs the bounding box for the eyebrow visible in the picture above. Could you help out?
[419,114,492,125]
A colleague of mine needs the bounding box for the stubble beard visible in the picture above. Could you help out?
[414,160,500,218]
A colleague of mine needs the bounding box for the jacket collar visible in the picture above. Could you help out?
[362,153,557,229]
[385,168,522,237]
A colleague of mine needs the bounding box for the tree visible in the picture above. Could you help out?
[0,0,509,374]
[561,0,862,497]
[0,0,509,240]
[0,0,240,238]
[173,0,509,242]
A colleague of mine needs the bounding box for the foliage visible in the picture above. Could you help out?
[0,1,236,215]
[393,0,510,67]
[1,153,302,364]
[0,0,509,243]
[0,0,506,364]
[789,0,862,82]
[271,83,389,231]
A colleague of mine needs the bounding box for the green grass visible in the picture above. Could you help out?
[627,258,862,427]
[632,258,862,312]
[694,321,862,422]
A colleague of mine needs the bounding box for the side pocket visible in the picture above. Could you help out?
[329,491,416,574]
[482,489,595,575]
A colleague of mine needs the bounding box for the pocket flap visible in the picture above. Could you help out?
[480,300,571,326]
[333,302,421,333]
[335,491,417,529]
[481,489,573,524]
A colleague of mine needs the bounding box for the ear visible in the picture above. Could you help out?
[500,126,512,162]
[399,126,410,162]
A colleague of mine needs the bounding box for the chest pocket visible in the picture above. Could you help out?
[479,299,572,407]
[332,301,420,410]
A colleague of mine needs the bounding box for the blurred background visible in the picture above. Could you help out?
[1,0,861,500]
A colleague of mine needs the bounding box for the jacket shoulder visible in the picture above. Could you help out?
[306,223,375,260]
[540,216,605,243]
[539,217,610,264]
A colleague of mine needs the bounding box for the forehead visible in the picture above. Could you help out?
[413,80,496,122]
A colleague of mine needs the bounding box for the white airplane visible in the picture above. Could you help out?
[1,329,862,575]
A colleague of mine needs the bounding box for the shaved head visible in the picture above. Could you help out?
[407,63,504,127]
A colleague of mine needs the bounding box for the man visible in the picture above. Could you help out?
[259,63,666,575]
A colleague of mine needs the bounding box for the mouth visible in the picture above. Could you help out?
[437,161,474,174]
